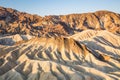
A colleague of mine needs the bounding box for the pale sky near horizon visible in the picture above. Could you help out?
[0,0,120,16]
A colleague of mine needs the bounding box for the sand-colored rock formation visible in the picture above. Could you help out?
[0,30,120,80]
[0,6,120,80]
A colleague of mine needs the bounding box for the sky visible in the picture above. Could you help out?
[0,0,120,16]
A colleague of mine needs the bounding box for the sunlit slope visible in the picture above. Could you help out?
[0,30,120,80]
[0,6,120,36]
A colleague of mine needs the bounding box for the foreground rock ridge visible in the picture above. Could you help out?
[0,6,120,80]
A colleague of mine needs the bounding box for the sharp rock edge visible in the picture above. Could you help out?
[0,30,120,80]
[0,6,120,80]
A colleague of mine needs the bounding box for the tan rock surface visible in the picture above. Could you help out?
[0,30,120,80]
[0,6,120,80]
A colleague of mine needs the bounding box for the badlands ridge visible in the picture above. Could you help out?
[0,6,120,80]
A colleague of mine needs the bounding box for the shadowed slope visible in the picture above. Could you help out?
[0,6,120,36]
[0,32,120,80]
[0,6,120,80]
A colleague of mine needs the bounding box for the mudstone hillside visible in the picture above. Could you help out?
[0,6,120,80]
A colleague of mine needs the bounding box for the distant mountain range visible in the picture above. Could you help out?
[0,6,120,37]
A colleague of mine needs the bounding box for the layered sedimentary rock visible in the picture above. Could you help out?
[0,30,120,80]
[0,6,120,80]
[0,6,120,36]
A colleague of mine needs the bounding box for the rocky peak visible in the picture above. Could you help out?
[0,6,120,36]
